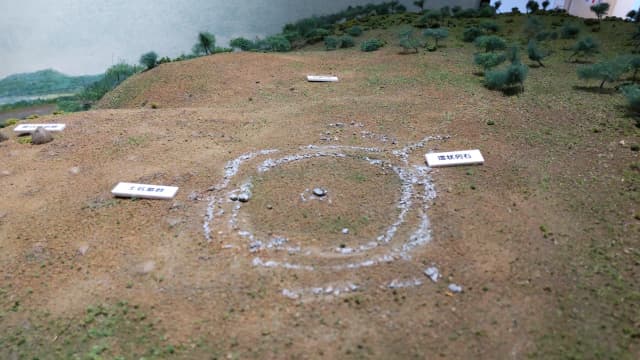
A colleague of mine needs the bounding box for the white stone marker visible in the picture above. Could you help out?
[425,149,484,168]
[14,124,66,134]
[307,75,339,82]
[111,182,179,200]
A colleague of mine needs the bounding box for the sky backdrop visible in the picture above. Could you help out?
[1,0,638,79]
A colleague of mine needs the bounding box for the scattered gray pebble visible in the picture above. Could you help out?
[267,204,273,209]
[69,166,81,175]
[77,244,89,256]
[448,284,463,293]
[137,261,155,274]
[341,228,349,234]
[188,191,199,201]
[170,201,185,210]
[238,192,251,202]
[31,127,53,145]
[424,267,440,282]
[166,217,183,228]
[229,194,239,201]
[0,132,7,142]
[0,170,10,177]
[312,188,327,197]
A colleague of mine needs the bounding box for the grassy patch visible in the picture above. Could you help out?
[0,301,178,359]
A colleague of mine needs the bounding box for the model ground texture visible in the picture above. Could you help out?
[1,14,639,359]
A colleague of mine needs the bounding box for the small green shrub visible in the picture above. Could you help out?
[474,52,507,70]
[478,5,496,18]
[306,28,331,43]
[621,85,640,122]
[485,63,529,92]
[347,26,363,37]
[339,35,355,48]
[577,59,627,88]
[463,27,483,42]
[361,38,384,52]
[475,35,507,52]
[325,36,340,50]
[266,35,291,52]
[230,37,255,51]
[527,40,549,67]
[560,23,580,39]
[569,36,599,61]
[423,28,449,49]
[523,16,544,40]
[0,118,20,128]
[139,51,158,70]
[480,21,500,33]
[398,26,422,53]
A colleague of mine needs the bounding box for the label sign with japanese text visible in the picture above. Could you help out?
[111,182,179,200]
[425,150,484,168]
[14,124,66,133]
[307,75,339,82]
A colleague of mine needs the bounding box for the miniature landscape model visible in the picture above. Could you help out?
[0,1,639,358]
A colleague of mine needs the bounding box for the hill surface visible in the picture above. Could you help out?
[0,13,639,359]
[0,69,102,98]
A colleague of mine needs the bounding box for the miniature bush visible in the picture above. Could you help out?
[416,11,442,28]
[621,85,640,119]
[266,35,291,52]
[560,23,580,39]
[480,21,500,33]
[451,6,462,17]
[339,35,355,48]
[475,35,507,52]
[577,59,627,88]
[325,36,340,50]
[624,55,640,81]
[542,1,550,11]
[463,27,484,42]
[478,5,496,18]
[361,38,384,52]
[139,51,158,70]
[306,28,331,44]
[474,52,507,70]
[347,26,363,37]
[423,28,449,49]
[440,6,451,18]
[590,3,610,22]
[627,9,639,22]
[0,118,20,128]
[398,26,422,53]
[527,40,549,67]
[523,16,544,40]
[485,62,529,92]
[511,7,521,15]
[569,36,599,61]
[195,32,216,55]
[526,1,540,15]
[230,37,255,51]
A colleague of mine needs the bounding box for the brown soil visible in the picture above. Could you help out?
[1,44,638,359]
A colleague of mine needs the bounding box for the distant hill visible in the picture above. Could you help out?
[0,69,103,97]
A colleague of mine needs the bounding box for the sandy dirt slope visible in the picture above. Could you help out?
[1,45,638,358]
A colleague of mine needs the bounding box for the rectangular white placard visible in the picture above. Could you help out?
[14,124,66,134]
[307,75,339,82]
[425,150,484,168]
[111,182,179,200]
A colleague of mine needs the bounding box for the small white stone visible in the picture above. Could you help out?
[341,228,349,234]
[312,188,326,197]
[69,166,80,175]
[448,284,463,293]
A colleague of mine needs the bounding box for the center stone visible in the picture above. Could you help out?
[241,156,402,247]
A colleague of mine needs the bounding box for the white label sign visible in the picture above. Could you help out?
[307,75,339,82]
[111,182,179,200]
[425,150,484,167]
[14,124,66,133]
